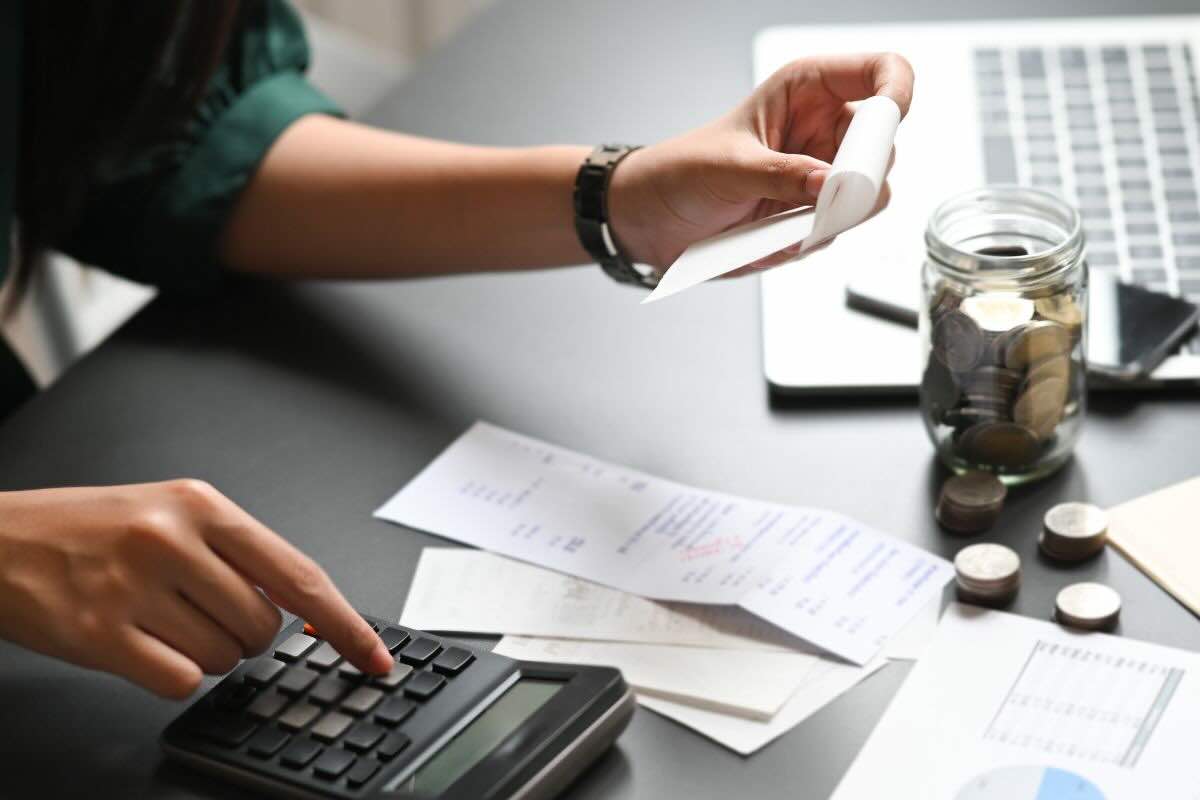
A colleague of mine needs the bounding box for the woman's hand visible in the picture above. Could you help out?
[609,53,914,273]
[0,480,394,699]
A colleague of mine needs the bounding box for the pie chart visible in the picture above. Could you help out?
[956,766,1105,799]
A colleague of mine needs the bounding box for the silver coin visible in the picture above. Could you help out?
[1055,582,1121,631]
[955,543,1020,585]
[1044,502,1108,541]
[961,293,1036,333]
[933,311,986,372]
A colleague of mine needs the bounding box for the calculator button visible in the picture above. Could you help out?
[431,647,474,676]
[277,667,319,696]
[303,622,319,637]
[373,663,413,690]
[375,697,417,727]
[398,638,442,665]
[376,733,411,761]
[279,738,323,769]
[379,627,410,653]
[307,641,342,672]
[309,676,355,707]
[342,722,386,753]
[346,759,381,788]
[312,748,357,780]
[403,671,446,700]
[246,691,290,721]
[193,712,258,748]
[277,702,322,732]
[341,686,384,716]
[244,658,287,687]
[275,633,318,662]
[310,711,354,743]
[213,682,257,711]
[339,662,366,681]
[246,726,291,758]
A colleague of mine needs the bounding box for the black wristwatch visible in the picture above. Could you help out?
[573,144,659,288]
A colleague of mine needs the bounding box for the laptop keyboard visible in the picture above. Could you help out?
[974,42,1200,352]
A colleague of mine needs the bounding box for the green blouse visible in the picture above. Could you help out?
[0,0,342,292]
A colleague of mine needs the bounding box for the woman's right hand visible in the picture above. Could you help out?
[0,480,394,699]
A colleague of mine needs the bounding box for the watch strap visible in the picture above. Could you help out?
[573,145,658,288]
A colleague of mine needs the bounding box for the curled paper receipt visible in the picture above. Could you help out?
[643,95,901,304]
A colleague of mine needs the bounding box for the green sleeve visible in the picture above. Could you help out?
[62,0,343,293]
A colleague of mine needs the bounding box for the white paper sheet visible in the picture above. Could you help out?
[831,604,1200,799]
[643,95,901,304]
[400,548,941,660]
[401,548,816,652]
[640,657,886,756]
[492,636,819,720]
[377,422,952,665]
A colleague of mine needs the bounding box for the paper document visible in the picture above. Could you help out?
[401,548,815,652]
[831,603,1200,799]
[401,548,940,659]
[1107,475,1200,618]
[494,636,884,755]
[492,636,818,720]
[643,95,901,303]
[377,422,952,665]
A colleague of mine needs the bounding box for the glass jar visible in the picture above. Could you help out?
[919,186,1087,484]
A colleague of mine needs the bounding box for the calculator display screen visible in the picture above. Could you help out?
[402,678,562,796]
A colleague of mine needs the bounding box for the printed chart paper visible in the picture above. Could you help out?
[643,95,901,304]
[831,604,1200,799]
[376,422,952,664]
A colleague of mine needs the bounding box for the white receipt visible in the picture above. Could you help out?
[643,95,901,304]
[377,422,952,664]
[401,548,816,652]
[492,636,819,720]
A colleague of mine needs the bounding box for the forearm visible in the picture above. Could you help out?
[220,115,591,278]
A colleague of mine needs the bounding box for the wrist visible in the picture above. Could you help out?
[606,146,662,268]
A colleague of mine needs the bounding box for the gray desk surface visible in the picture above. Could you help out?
[3,1,1200,797]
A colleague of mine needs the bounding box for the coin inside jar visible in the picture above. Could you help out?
[1054,582,1121,631]
[921,358,961,416]
[960,293,1036,333]
[936,470,1007,533]
[958,421,1040,470]
[1013,376,1069,440]
[1035,294,1083,329]
[954,542,1021,606]
[932,310,986,372]
[1039,502,1108,561]
[1003,320,1071,370]
[1021,352,1072,391]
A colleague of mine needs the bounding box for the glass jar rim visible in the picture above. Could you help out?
[925,185,1084,284]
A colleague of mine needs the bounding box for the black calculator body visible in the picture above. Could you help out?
[162,615,634,799]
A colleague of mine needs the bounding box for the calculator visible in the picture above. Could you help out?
[162,615,634,799]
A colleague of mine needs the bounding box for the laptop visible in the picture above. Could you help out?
[755,15,1200,394]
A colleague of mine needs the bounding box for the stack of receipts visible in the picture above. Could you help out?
[403,548,941,754]
[378,422,952,753]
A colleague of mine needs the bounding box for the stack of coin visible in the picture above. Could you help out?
[935,470,1007,534]
[954,543,1021,606]
[1039,502,1109,561]
[923,284,1083,474]
[1054,582,1121,631]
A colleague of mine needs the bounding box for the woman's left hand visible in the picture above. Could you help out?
[608,52,914,275]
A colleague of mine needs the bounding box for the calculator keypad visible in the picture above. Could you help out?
[173,616,502,796]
